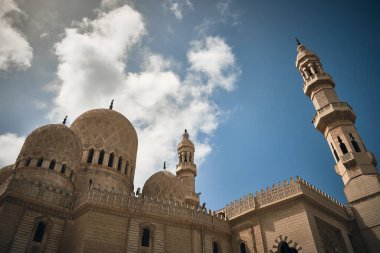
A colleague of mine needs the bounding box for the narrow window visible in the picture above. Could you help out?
[69,171,74,180]
[213,241,219,253]
[108,153,114,168]
[25,158,31,166]
[338,136,348,154]
[240,242,247,253]
[117,157,122,171]
[98,150,105,165]
[306,68,312,76]
[141,228,150,247]
[60,164,66,174]
[33,222,46,242]
[36,158,43,167]
[125,161,129,175]
[313,65,319,73]
[331,143,340,162]
[87,149,94,163]
[48,160,56,170]
[349,133,361,152]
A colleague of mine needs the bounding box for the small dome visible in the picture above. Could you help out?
[17,124,82,169]
[142,170,186,202]
[70,109,138,162]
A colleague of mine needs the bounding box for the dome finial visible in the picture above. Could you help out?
[109,99,114,110]
[163,161,166,170]
[296,37,301,46]
[183,129,189,139]
[62,115,68,125]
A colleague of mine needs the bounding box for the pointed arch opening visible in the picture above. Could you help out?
[108,153,114,168]
[48,160,56,170]
[25,157,31,166]
[141,228,150,247]
[60,164,66,174]
[98,150,105,165]
[87,148,94,163]
[36,158,43,167]
[32,222,46,243]
[117,157,122,171]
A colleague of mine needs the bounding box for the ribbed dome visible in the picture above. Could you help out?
[17,124,82,169]
[142,170,186,202]
[296,44,319,66]
[70,109,138,160]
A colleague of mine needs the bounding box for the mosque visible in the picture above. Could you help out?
[0,42,379,253]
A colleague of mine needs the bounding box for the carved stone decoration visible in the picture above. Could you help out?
[70,109,138,165]
[16,124,82,170]
[142,170,186,203]
[269,235,302,253]
[315,218,348,253]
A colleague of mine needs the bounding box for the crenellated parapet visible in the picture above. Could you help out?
[75,186,229,232]
[0,173,75,210]
[220,177,350,220]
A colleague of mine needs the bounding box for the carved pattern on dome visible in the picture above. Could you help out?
[17,124,82,169]
[70,109,138,160]
[142,170,186,202]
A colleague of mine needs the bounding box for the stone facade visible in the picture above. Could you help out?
[0,43,379,252]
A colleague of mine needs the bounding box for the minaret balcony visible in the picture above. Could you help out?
[176,162,197,176]
[312,102,356,133]
[303,73,335,97]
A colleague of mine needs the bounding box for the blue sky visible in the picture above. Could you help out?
[0,0,379,210]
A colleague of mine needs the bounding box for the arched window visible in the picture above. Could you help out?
[331,143,340,162]
[338,136,348,154]
[36,158,43,167]
[48,160,56,170]
[60,164,66,174]
[117,157,122,171]
[240,242,247,253]
[98,150,105,165]
[32,222,46,242]
[87,148,94,163]
[125,161,129,175]
[279,242,298,253]
[349,133,361,152]
[141,228,150,247]
[213,241,219,253]
[108,153,114,168]
[25,158,31,166]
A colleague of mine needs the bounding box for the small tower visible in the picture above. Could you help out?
[176,129,200,206]
[296,41,380,251]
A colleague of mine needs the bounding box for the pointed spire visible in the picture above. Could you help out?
[109,99,114,110]
[62,115,68,125]
[296,37,301,46]
[163,161,166,170]
[183,129,189,140]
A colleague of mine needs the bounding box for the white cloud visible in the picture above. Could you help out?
[0,0,33,70]
[39,32,49,39]
[187,36,240,93]
[0,133,25,168]
[165,0,193,21]
[49,4,240,189]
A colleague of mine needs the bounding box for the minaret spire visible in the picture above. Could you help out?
[296,37,301,46]
[62,115,68,125]
[296,44,380,250]
[176,129,199,206]
[109,99,114,110]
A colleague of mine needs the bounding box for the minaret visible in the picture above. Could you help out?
[176,129,200,206]
[295,41,380,251]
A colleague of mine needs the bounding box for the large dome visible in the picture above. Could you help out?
[16,124,82,169]
[142,170,186,202]
[70,109,138,160]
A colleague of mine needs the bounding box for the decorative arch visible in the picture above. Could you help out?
[27,216,53,253]
[269,235,302,253]
[138,222,155,252]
